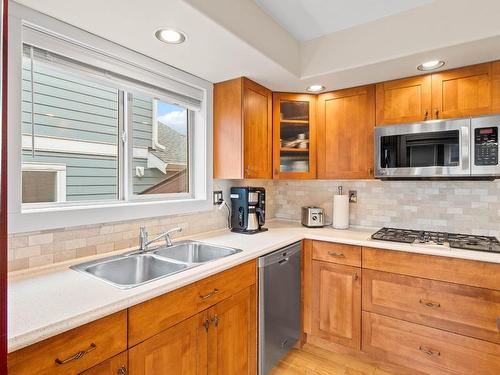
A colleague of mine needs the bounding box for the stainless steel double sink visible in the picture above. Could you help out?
[71,240,242,289]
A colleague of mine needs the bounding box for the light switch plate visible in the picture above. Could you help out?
[349,190,357,203]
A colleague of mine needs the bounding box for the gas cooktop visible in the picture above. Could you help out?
[371,227,500,254]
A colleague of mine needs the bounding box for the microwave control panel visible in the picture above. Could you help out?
[474,127,498,166]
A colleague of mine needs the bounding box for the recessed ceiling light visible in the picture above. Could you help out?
[306,84,325,92]
[417,60,445,71]
[155,28,187,44]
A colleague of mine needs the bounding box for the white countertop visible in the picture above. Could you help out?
[8,220,500,352]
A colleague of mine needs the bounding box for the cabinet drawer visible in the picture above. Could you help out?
[363,269,500,344]
[312,241,361,267]
[362,247,500,290]
[8,311,127,375]
[196,260,256,311]
[128,282,199,347]
[362,312,500,375]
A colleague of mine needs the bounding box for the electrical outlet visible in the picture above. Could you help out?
[349,190,357,203]
[213,190,223,205]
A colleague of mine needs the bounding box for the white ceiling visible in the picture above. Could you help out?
[253,0,433,41]
[12,0,500,93]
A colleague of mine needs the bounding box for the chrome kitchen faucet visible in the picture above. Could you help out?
[138,226,182,251]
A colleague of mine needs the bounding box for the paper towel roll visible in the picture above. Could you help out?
[333,195,349,229]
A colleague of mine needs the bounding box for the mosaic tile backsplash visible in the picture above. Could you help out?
[274,180,500,238]
[8,177,500,271]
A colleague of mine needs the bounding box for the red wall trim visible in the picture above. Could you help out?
[1,0,8,372]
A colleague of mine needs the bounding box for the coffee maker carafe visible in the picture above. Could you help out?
[230,187,267,234]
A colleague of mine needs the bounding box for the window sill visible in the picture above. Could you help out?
[10,197,213,234]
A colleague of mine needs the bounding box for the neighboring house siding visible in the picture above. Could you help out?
[22,150,117,201]
[132,97,153,148]
[22,58,119,144]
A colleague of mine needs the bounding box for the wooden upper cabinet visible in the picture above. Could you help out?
[376,75,431,125]
[431,61,500,119]
[317,85,375,179]
[311,260,361,350]
[273,93,317,179]
[213,77,272,179]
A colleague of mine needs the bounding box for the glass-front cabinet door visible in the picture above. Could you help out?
[273,93,316,179]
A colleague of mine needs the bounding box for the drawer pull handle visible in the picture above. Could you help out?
[419,299,441,308]
[118,365,127,375]
[328,252,345,258]
[199,288,220,300]
[55,342,96,365]
[419,345,440,357]
[203,318,210,332]
[353,272,359,281]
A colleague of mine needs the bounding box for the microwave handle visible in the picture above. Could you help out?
[461,126,470,171]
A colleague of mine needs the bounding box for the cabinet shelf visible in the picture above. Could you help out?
[280,147,309,153]
[280,119,309,124]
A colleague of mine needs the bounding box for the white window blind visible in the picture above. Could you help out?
[22,24,203,111]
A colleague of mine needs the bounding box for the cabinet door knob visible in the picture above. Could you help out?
[435,108,439,118]
[353,272,359,281]
[118,365,127,375]
[211,315,219,327]
[424,110,429,120]
[203,319,210,332]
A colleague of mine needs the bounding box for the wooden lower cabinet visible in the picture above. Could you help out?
[80,352,128,375]
[208,285,257,375]
[363,312,500,375]
[362,269,500,344]
[129,312,208,375]
[310,260,361,350]
[8,311,127,375]
[129,285,256,375]
[304,242,500,375]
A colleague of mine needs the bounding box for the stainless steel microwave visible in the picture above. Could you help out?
[375,115,500,179]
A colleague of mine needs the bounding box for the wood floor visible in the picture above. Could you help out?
[269,344,395,375]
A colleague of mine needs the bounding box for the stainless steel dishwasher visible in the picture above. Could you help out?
[258,241,301,375]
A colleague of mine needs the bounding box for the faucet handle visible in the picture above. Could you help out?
[165,227,182,246]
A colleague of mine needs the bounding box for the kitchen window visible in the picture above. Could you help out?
[8,4,212,233]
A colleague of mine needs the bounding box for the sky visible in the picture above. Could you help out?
[156,101,188,135]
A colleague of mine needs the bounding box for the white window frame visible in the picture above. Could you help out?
[8,3,213,234]
[21,163,67,203]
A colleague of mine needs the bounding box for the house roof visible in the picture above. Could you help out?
[151,122,187,165]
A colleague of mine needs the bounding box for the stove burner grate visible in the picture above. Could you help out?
[371,227,500,254]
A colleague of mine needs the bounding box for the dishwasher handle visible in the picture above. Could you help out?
[258,241,301,268]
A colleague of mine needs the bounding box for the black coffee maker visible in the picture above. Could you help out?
[230,187,267,234]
